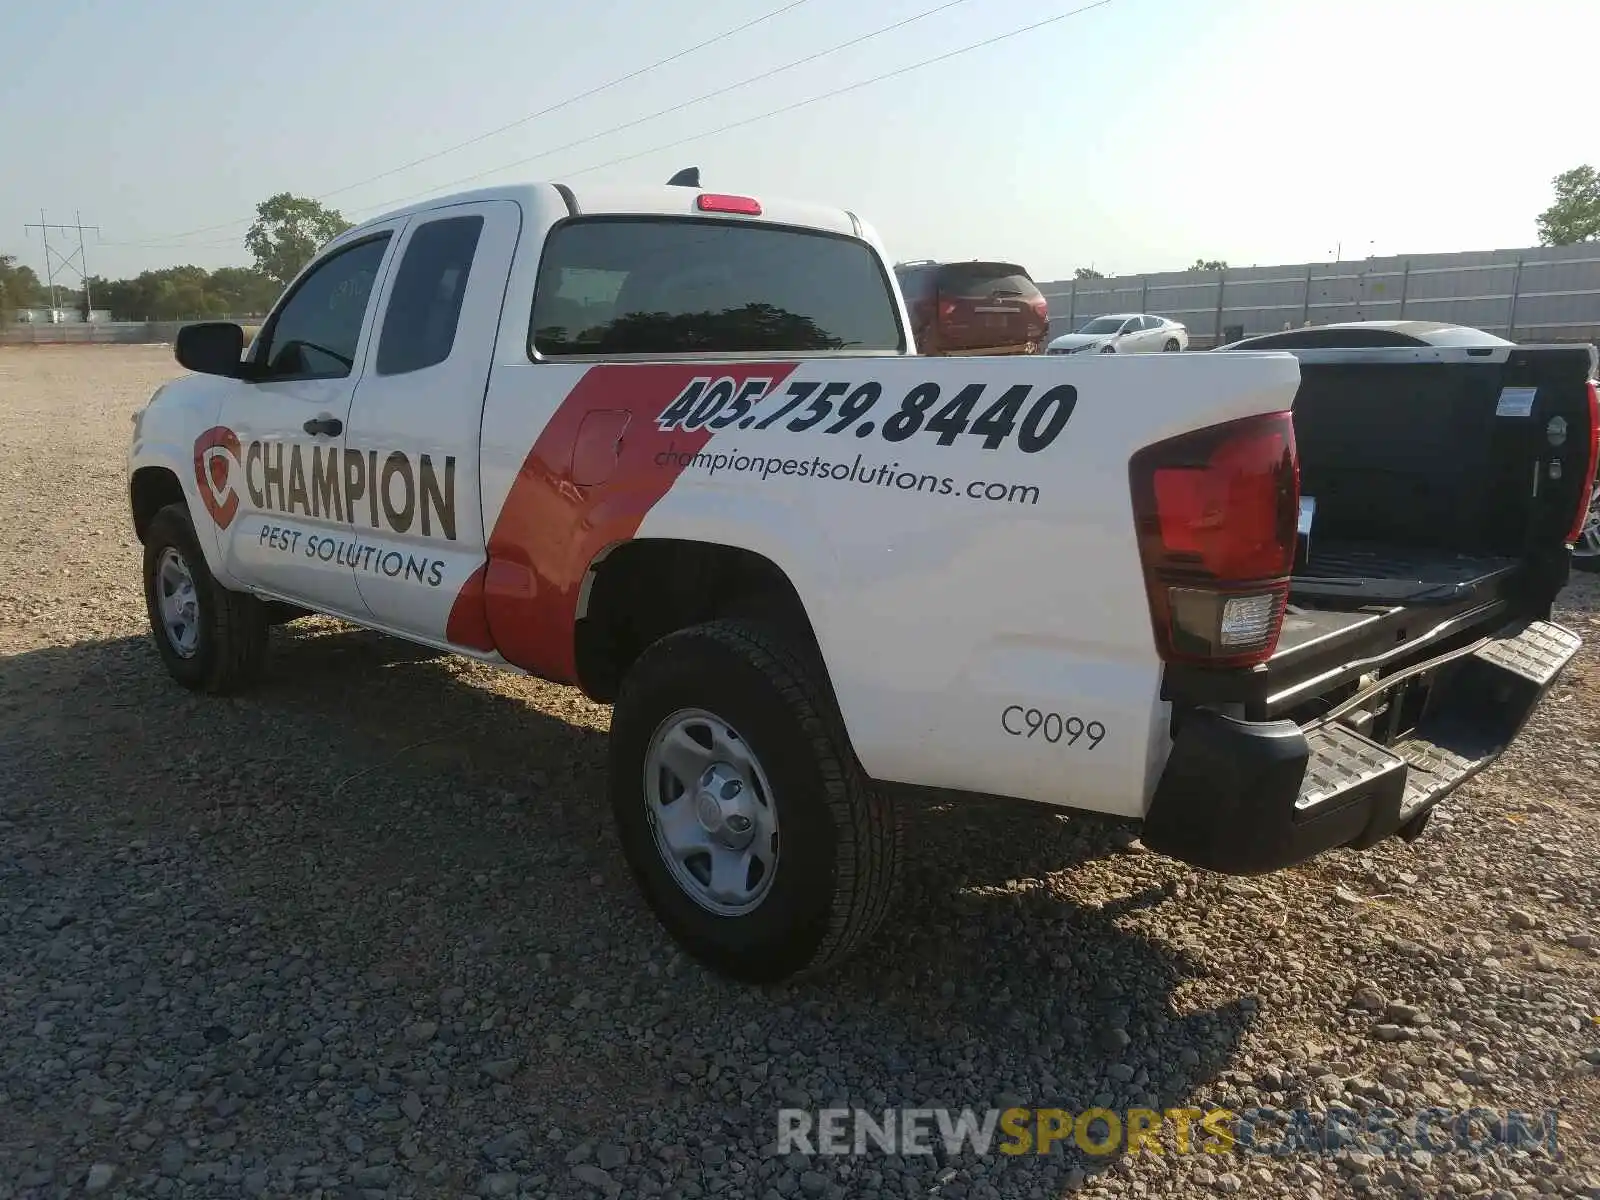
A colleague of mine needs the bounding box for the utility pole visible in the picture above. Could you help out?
[23,210,101,317]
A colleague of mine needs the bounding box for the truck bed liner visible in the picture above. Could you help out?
[1291,540,1520,607]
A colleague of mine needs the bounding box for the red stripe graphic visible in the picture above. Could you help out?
[447,362,800,678]
[444,563,494,651]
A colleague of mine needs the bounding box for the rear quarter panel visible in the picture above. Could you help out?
[641,352,1302,816]
[476,350,1301,818]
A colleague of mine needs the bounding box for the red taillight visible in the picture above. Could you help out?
[1129,412,1300,667]
[1563,379,1600,545]
[696,193,761,215]
[1028,295,1049,323]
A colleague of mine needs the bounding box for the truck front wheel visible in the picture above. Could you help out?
[141,502,268,693]
[608,619,902,983]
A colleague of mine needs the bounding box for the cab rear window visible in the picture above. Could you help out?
[530,217,904,357]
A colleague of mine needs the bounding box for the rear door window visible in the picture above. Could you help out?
[530,218,904,357]
[375,215,484,376]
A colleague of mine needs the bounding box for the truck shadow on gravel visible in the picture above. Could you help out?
[1,622,1251,1191]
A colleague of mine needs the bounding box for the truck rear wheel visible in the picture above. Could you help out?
[141,502,268,694]
[1573,485,1600,573]
[608,619,902,983]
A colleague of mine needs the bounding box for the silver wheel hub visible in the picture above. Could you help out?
[1577,485,1600,558]
[644,709,779,917]
[156,547,200,658]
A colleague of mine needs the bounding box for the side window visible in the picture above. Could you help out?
[1121,318,1141,333]
[1139,316,1161,330]
[256,235,391,381]
[375,215,484,376]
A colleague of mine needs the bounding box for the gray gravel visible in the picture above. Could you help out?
[2,345,1599,1199]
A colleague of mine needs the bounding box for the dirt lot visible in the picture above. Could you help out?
[2,344,1598,1200]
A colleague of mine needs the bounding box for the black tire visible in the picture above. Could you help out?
[1099,343,1117,354]
[142,502,269,693]
[608,619,903,983]
[1164,338,1181,352]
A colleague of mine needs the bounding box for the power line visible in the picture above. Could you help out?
[122,0,816,248]
[312,0,815,204]
[106,0,1120,263]
[560,0,1118,183]
[338,0,972,221]
[344,0,1116,224]
[97,235,244,251]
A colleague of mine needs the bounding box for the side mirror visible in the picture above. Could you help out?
[175,321,245,377]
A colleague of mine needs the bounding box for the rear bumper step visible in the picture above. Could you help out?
[1140,619,1581,875]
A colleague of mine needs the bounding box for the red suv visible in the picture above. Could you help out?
[894,259,1050,356]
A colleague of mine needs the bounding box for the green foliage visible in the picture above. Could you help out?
[1072,267,1104,280]
[81,265,281,321]
[1536,165,1600,246]
[0,254,46,318]
[5,193,355,324]
[244,193,354,288]
[1191,258,1228,272]
[3,254,278,322]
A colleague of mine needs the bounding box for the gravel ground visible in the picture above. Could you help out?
[2,344,1598,1200]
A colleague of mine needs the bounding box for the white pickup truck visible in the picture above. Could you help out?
[127,176,1598,982]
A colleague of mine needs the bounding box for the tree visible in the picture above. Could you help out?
[1191,258,1228,272]
[207,267,282,315]
[244,193,353,288]
[0,254,45,318]
[82,265,279,320]
[1073,267,1104,280]
[1536,164,1600,246]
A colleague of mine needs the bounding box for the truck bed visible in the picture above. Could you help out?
[1162,342,1595,725]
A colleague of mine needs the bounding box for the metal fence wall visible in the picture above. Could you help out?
[0,320,265,347]
[10,245,1600,350]
[1037,242,1600,347]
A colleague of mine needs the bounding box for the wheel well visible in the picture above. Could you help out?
[574,540,821,702]
[130,467,186,543]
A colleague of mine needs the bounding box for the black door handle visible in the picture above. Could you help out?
[303,417,343,437]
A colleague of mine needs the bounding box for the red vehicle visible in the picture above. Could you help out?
[894,259,1050,356]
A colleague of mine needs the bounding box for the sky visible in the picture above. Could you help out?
[2,0,1593,286]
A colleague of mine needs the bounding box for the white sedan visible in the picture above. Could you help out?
[1046,313,1188,354]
